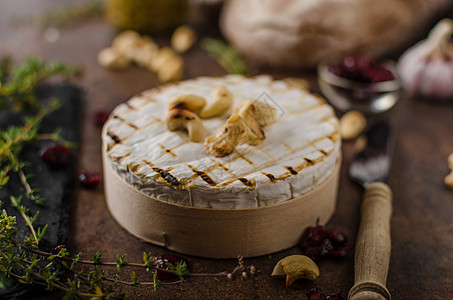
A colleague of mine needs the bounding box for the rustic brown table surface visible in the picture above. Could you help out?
[1,1,453,299]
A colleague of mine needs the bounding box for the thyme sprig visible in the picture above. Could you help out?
[0,101,60,205]
[201,38,248,75]
[0,210,257,298]
[0,56,80,253]
[0,56,82,111]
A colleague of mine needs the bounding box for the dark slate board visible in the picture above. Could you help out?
[0,84,81,299]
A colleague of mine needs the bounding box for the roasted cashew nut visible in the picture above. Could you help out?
[271,255,320,287]
[171,25,197,53]
[166,108,204,142]
[235,101,265,145]
[204,114,246,157]
[200,86,234,119]
[233,99,276,127]
[204,114,264,157]
[168,94,207,114]
[339,110,367,140]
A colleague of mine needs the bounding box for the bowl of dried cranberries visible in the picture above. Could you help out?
[318,55,401,114]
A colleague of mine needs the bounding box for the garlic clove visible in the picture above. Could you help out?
[419,58,453,98]
[397,18,453,99]
[397,44,429,95]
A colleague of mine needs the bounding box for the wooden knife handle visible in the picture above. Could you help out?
[348,182,392,300]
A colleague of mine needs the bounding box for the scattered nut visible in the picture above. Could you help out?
[227,273,233,280]
[111,30,141,56]
[171,25,197,53]
[132,37,159,68]
[445,171,453,189]
[235,101,266,144]
[233,99,276,127]
[166,108,205,142]
[241,271,248,279]
[205,99,275,156]
[200,86,234,118]
[169,94,207,114]
[97,47,130,69]
[271,255,319,287]
[448,153,453,170]
[339,110,367,140]
[157,54,184,82]
[149,47,178,73]
[98,30,186,83]
[204,114,246,157]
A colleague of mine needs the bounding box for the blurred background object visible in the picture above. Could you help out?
[220,0,453,69]
[105,0,188,33]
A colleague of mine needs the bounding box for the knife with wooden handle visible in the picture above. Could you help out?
[348,120,393,300]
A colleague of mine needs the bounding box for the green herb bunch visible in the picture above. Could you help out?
[201,38,248,75]
[0,56,82,111]
[0,56,80,245]
[0,209,257,299]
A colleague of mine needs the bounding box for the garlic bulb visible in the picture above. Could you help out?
[397,19,453,99]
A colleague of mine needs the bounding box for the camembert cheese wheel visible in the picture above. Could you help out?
[102,75,340,208]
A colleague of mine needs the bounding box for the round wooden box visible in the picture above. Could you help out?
[102,149,341,258]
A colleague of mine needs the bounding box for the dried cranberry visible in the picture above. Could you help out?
[307,287,327,300]
[153,254,186,279]
[324,228,347,244]
[367,68,394,82]
[78,171,101,189]
[331,246,352,258]
[93,109,110,127]
[300,225,326,248]
[326,291,345,300]
[329,55,394,83]
[300,224,351,260]
[41,144,72,168]
[53,245,66,253]
[307,288,345,300]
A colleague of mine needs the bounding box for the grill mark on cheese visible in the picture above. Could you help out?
[107,131,121,144]
[214,161,230,172]
[112,115,139,129]
[152,167,181,187]
[137,91,157,102]
[124,102,136,110]
[117,153,131,163]
[236,153,254,165]
[319,149,327,156]
[258,147,275,160]
[280,141,292,151]
[238,177,256,188]
[187,165,216,186]
[143,160,154,166]
[242,136,333,175]
[158,143,177,157]
[327,132,340,143]
[217,177,255,188]
[285,166,298,175]
[304,158,314,165]
[262,172,276,182]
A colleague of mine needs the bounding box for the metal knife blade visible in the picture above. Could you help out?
[349,119,392,186]
[348,119,394,300]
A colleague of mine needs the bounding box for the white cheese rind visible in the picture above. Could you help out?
[103,75,341,208]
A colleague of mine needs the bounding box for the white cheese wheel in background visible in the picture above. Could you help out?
[102,75,341,209]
